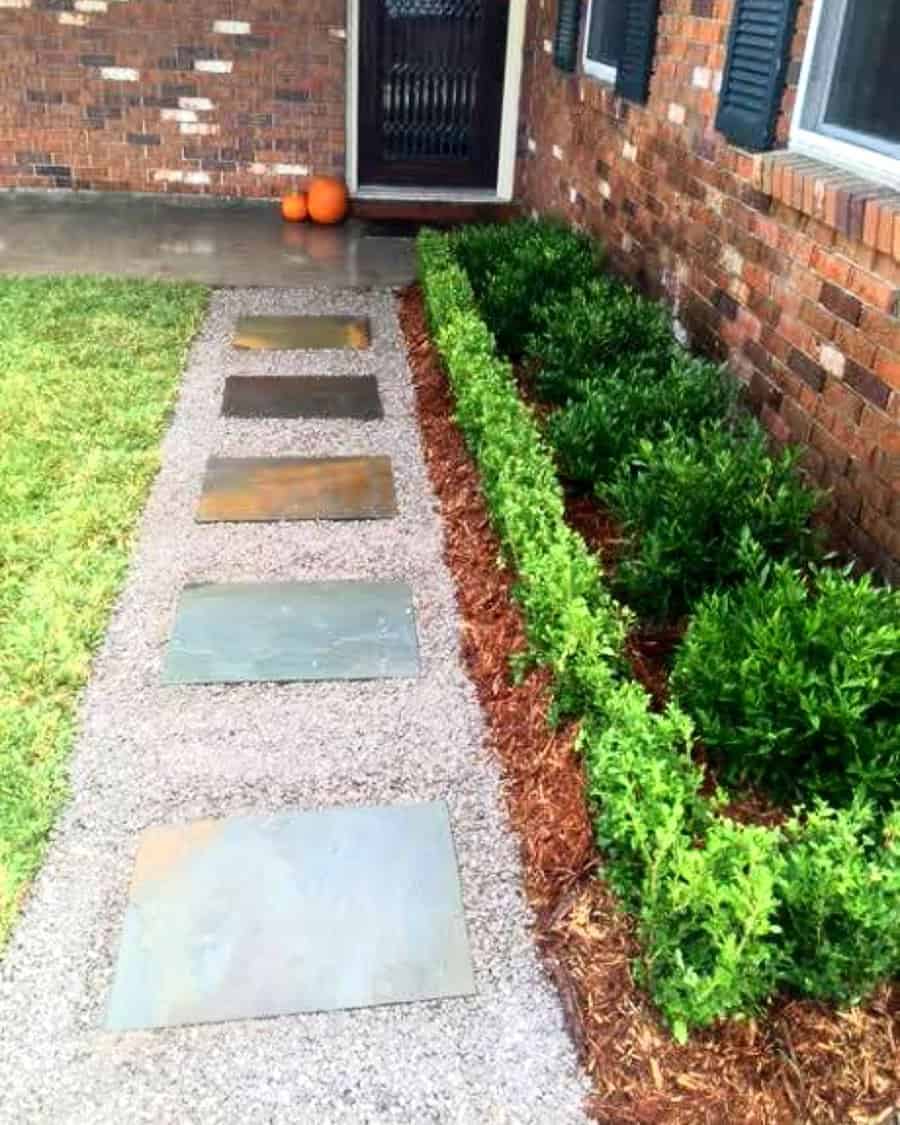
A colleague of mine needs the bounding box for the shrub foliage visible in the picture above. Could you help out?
[548,352,737,483]
[450,220,598,358]
[603,422,820,620]
[673,561,900,808]
[529,276,677,403]
[418,223,899,1042]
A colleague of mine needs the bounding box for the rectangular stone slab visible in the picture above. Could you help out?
[233,315,370,351]
[196,456,397,523]
[221,375,383,420]
[106,800,475,1030]
[163,580,418,684]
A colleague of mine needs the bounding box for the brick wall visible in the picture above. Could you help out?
[516,0,900,578]
[0,0,346,195]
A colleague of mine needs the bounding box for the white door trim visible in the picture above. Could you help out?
[345,0,526,201]
[345,1,360,193]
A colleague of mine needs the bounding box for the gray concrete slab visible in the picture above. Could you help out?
[0,191,416,288]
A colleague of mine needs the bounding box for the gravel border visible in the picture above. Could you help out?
[0,287,589,1124]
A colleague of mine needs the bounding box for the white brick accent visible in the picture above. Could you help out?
[668,102,686,125]
[274,163,310,176]
[184,171,211,185]
[179,122,220,135]
[622,233,634,253]
[713,70,723,93]
[543,39,553,54]
[249,163,269,175]
[598,179,611,200]
[720,245,744,276]
[161,108,197,123]
[820,344,846,379]
[552,144,563,161]
[328,26,347,39]
[179,97,214,111]
[568,186,578,204]
[692,66,711,90]
[194,59,233,74]
[213,19,250,34]
[153,169,184,183]
[623,140,637,162]
[527,137,537,153]
[58,11,88,23]
[73,0,106,10]
[0,0,31,8]
[100,67,139,81]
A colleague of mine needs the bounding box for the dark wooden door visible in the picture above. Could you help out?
[359,1,509,189]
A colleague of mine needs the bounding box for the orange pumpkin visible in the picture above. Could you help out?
[280,191,308,223]
[307,176,349,225]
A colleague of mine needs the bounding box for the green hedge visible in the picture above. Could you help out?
[419,232,628,718]
[417,224,900,1040]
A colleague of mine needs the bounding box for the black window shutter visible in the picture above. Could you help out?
[715,0,800,151]
[614,0,661,104]
[553,0,581,73]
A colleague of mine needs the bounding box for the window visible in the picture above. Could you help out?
[582,0,626,83]
[792,0,900,188]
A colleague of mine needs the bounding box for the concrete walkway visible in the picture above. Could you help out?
[0,287,588,1123]
[0,192,416,288]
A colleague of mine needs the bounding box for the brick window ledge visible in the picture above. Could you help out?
[751,152,900,264]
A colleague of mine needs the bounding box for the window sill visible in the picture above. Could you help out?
[582,60,617,86]
[752,151,900,263]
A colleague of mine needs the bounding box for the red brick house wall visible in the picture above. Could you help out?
[0,0,346,194]
[516,0,900,578]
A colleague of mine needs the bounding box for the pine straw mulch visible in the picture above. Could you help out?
[398,283,900,1125]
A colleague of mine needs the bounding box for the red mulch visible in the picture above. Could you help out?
[398,283,900,1125]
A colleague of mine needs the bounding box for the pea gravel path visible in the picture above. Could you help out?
[0,287,589,1124]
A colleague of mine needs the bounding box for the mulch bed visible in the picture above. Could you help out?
[398,282,900,1125]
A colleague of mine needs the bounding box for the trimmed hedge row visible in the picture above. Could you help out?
[417,227,900,1042]
[418,231,628,718]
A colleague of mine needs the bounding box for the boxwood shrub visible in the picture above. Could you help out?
[672,561,900,809]
[418,229,629,718]
[548,351,737,483]
[449,220,598,358]
[528,276,677,404]
[602,421,821,620]
[778,800,900,1004]
[417,224,900,1042]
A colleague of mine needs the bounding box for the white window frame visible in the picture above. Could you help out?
[581,0,617,85]
[791,0,900,190]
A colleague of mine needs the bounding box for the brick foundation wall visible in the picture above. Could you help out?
[516,0,900,578]
[0,0,346,195]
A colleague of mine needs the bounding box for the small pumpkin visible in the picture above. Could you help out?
[307,176,349,225]
[280,191,308,223]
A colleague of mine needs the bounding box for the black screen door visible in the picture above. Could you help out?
[359,0,509,188]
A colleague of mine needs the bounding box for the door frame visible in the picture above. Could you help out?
[345,0,526,200]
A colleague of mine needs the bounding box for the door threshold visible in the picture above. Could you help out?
[355,185,506,203]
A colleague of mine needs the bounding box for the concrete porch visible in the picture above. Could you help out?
[0,191,419,289]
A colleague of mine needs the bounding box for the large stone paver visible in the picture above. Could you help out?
[106,801,474,1031]
[0,287,588,1124]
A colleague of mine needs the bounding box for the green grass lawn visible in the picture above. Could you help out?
[0,276,207,943]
